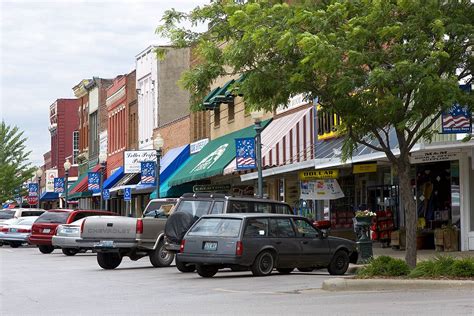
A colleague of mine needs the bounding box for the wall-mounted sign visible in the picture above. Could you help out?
[353,163,377,174]
[410,151,460,164]
[300,179,345,200]
[45,169,58,192]
[299,169,339,180]
[193,184,232,193]
[190,138,209,154]
[99,131,108,158]
[276,93,310,114]
[124,150,157,173]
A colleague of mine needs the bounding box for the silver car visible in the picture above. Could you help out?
[0,216,39,248]
[178,214,358,278]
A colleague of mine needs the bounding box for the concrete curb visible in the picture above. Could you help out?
[322,278,474,292]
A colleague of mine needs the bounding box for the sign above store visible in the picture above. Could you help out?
[124,150,157,173]
[300,179,345,200]
[190,138,209,154]
[299,169,339,180]
[353,163,377,174]
[193,184,231,193]
[410,150,461,164]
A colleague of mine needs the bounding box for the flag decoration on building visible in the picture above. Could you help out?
[53,177,65,193]
[140,161,156,184]
[442,104,472,134]
[235,137,256,170]
[28,183,39,197]
[88,172,101,193]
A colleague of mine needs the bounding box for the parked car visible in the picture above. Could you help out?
[0,208,45,224]
[177,214,358,278]
[164,193,293,272]
[0,216,39,248]
[79,198,177,269]
[0,218,22,246]
[29,209,116,254]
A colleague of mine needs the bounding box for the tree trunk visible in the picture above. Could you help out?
[396,157,417,268]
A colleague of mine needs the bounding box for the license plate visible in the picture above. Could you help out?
[95,240,115,248]
[203,241,218,251]
[43,229,51,233]
[10,228,17,233]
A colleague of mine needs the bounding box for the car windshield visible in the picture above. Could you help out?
[175,200,212,218]
[188,218,242,237]
[17,217,38,225]
[0,210,15,219]
[35,211,69,224]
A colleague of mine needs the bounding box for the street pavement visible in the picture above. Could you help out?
[1,246,473,315]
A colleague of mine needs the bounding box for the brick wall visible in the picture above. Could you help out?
[126,70,138,150]
[155,115,191,155]
[54,99,79,177]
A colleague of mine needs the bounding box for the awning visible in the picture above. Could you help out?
[68,165,101,195]
[202,75,245,110]
[150,159,195,198]
[224,106,314,175]
[109,173,140,193]
[68,191,93,200]
[103,166,124,190]
[168,120,270,187]
[39,192,58,201]
[160,144,190,183]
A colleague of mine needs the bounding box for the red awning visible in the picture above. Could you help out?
[69,165,102,194]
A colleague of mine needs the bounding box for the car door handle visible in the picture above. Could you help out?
[275,241,282,245]
[301,241,308,244]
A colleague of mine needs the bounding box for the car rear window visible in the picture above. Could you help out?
[20,211,45,217]
[175,200,212,218]
[17,217,38,225]
[188,218,242,237]
[0,210,15,219]
[144,201,176,216]
[35,212,69,224]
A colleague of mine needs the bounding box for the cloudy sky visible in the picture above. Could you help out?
[1,0,208,166]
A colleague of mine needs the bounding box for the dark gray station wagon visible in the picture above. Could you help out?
[177,214,358,278]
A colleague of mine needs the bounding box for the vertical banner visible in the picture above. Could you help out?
[441,84,472,134]
[140,161,156,184]
[54,178,65,193]
[124,187,132,202]
[88,172,101,193]
[28,183,39,197]
[235,137,256,170]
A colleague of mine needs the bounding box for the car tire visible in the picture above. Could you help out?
[327,250,350,275]
[297,267,314,272]
[251,251,275,276]
[175,257,195,273]
[276,268,294,274]
[38,245,54,254]
[9,242,21,248]
[150,240,175,267]
[62,248,79,256]
[196,265,218,278]
[97,252,122,270]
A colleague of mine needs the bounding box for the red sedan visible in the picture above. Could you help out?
[29,209,115,254]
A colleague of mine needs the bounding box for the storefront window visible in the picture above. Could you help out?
[450,161,460,228]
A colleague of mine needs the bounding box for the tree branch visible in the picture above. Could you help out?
[407,112,443,151]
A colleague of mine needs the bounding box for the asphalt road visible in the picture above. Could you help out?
[1,246,473,315]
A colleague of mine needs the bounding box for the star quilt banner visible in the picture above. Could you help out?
[53,177,65,193]
[140,161,156,184]
[235,137,256,170]
[88,172,101,193]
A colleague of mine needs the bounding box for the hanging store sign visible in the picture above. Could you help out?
[193,184,231,193]
[45,169,58,192]
[140,161,156,185]
[299,169,339,180]
[124,150,157,173]
[300,179,345,200]
[235,138,256,170]
[410,151,461,164]
[190,138,209,154]
[88,172,101,193]
[353,163,377,174]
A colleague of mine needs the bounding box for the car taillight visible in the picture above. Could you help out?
[17,229,31,233]
[179,239,186,253]
[80,220,86,234]
[136,219,143,234]
[236,241,243,256]
[0,227,8,233]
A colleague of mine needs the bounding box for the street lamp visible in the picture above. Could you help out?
[251,110,264,198]
[63,159,71,208]
[99,152,107,210]
[36,168,43,209]
[153,134,164,199]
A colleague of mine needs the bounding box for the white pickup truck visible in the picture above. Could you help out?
[79,198,177,269]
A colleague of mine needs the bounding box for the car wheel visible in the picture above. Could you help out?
[251,251,275,276]
[97,252,122,270]
[38,245,54,254]
[9,242,21,248]
[62,248,79,256]
[196,265,218,278]
[276,268,294,274]
[327,250,350,275]
[175,257,195,273]
[297,267,314,272]
[150,240,175,267]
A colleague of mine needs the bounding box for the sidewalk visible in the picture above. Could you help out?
[372,244,474,261]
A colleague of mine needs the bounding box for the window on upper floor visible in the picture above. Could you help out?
[214,107,220,128]
[72,131,79,164]
[228,101,235,122]
[317,109,342,140]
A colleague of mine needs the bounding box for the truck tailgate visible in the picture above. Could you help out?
[81,216,137,240]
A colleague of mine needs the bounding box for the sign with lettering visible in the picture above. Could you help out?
[124,150,157,173]
[300,179,345,200]
[190,138,209,154]
[45,169,58,192]
[410,151,460,164]
[299,169,339,180]
[193,184,232,193]
[353,163,377,174]
[276,93,311,114]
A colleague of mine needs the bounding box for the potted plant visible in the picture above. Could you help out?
[353,210,377,225]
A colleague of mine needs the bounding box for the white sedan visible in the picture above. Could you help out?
[0,216,39,248]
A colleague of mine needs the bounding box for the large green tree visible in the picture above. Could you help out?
[0,121,36,203]
[158,0,473,266]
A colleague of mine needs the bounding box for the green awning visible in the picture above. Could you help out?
[202,87,221,109]
[66,171,88,194]
[208,79,235,105]
[168,120,270,187]
[68,191,92,200]
[150,161,194,198]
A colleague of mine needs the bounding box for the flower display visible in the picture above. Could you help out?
[355,210,377,218]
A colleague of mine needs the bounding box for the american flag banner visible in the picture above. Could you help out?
[54,177,65,193]
[442,104,472,134]
[28,183,38,197]
[235,137,256,170]
[88,172,101,193]
[140,161,156,184]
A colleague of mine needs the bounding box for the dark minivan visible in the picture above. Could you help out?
[178,214,358,278]
[164,193,293,272]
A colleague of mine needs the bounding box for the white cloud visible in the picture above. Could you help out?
[0,0,209,166]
